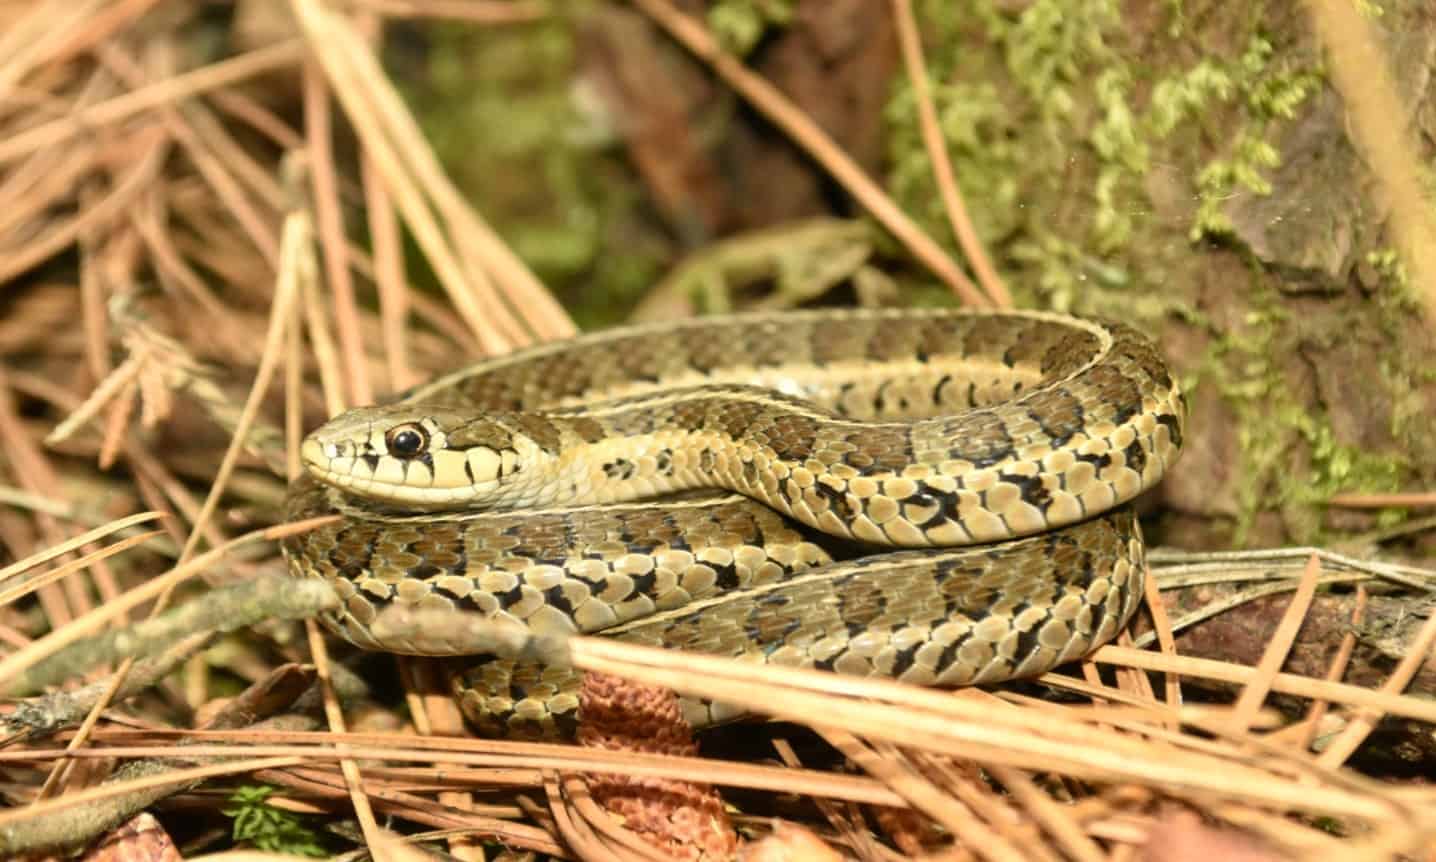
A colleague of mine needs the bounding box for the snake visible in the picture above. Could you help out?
[282,308,1185,737]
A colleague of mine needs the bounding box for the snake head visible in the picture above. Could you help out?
[299,404,556,509]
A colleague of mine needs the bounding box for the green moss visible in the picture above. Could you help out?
[224,785,328,856]
[1206,291,1411,543]
[1002,0,1120,131]
[1190,36,1322,239]
[884,79,1022,252]
[1274,406,1404,496]
[881,3,1430,545]
[1078,31,1320,246]
[857,0,1436,551]
[1365,247,1420,312]
[1147,60,1234,136]
[1089,67,1146,252]
[1006,234,1130,313]
[707,0,796,56]
[883,2,1321,316]
[404,16,664,329]
[886,0,1132,308]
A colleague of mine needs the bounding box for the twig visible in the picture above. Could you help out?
[1302,0,1436,324]
[0,530,164,610]
[289,0,514,354]
[0,127,167,282]
[304,61,373,406]
[0,511,162,585]
[1327,491,1436,508]
[0,41,305,166]
[356,5,415,395]
[0,756,308,855]
[2,633,214,741]
[1088,646,1436,725]
[629,0,989,308]
[0,517,335,695]
[1150,545,1435,591]
[0,0,108,104]
[890,0,1010,308]
[349,0,550,22]
[1290,586,1367,752]
[1317,602,1436,767]
[15,576,338,693]
[305,617,387,854]
[1227,554,1321,731]
[96,44,281,268]
[50,0,165,64]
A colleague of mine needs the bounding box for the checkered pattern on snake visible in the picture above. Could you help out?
[282,308,1185,737]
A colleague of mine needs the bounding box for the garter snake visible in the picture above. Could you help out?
[283,308,1185,736]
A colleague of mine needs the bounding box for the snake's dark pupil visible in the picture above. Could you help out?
[392,429,422,456]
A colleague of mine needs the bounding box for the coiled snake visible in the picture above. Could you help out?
[283,308,1185,737]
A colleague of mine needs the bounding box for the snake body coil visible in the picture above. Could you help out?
[284,308,1184,736]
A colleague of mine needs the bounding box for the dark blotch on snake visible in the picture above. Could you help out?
[943,409,1015,469]
[1124,439,1147,476]
[1024,386,1087,448]
[1006,472,1053,511]
[1157,411,1183,449]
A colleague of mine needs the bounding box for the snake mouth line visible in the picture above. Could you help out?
[299,439,397,498]
[303,457,497,509]
[305,466,391,499]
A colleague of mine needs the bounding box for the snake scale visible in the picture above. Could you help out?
[283,308,1185,737]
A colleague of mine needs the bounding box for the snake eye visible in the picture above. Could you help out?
[385,423,428,458]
